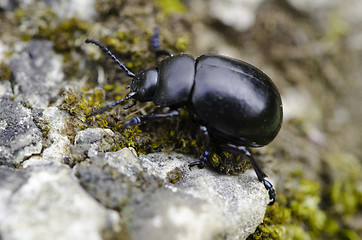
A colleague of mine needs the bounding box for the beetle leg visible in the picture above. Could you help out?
[122,109,179,126]
[87,92,137,118]
[199,126,210,146]
[123,100,137,110]
[220,143,276,205]
[150,27,174,58]
[189,126,211,170]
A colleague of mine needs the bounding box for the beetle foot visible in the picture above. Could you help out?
[123,116,142,126]
[263,179,276,205]
[188,160,205,170]
[188,151,210,170]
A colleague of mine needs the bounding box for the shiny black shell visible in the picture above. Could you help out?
[138,53,282,147]
[153,54,195,106]
[191,54,282,147]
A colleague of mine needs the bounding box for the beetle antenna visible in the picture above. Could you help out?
[85,39,136,78]
[151,27,173,57]
[87,92,137,117]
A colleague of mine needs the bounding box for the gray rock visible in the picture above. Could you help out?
[12,0,97,20]
[0,167,29,216]
[135,152,268,240]
[208,0,264,31]
[74,128,116,153]
[0,165,121,240]
[0,0,16,11]
[124,189,224,240]
[22,107,73,168]
[9,41,64,109]
[71,127,120,166]
[105,148,144,182]
[78,148,269,240]
[46,0,98,20]
[187,0,264,31]
[286,0,338,12]
[39,107,72,164]
[75,160,134,210]
[0,80,13,99]
[0,97,42,165]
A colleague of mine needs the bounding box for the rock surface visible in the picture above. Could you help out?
[9,41,64,109]
[0,166,121,240]
[0,37,268,240]
[76,149,269,240]
[127,153,268,240]
[0,97,42,165]
[2,0,361,239]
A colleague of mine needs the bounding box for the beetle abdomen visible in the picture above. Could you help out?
[192,54,282,147]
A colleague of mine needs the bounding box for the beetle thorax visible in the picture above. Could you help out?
[131,68,158,102]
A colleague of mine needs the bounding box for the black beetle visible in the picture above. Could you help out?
[85,29,283,205]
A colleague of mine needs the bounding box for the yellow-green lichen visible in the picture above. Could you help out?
[42,124,51,139]
[38,17,89,52]
[94,0,124,17]
[156,0,185,16]
[175,35,190,52]
[123,125,142,148]
[0,63,12,81]
[14,7,57,42]
[249,176,360,240]
[166,167,183,184]
[59,88,107,137]
[209,153,222,168]
[60,89,99,117]
[323,11,350,46]
[13,6,90,80]
[97,31,153,73]
[326,152,362,216]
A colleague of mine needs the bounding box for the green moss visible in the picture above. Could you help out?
[97,31,153,73]
[326,152,362,216]
[14,7,58,42]
[94,0,124,17]
[42,124,51,139]
[166,167,183,184]
[106,35,132,52]
[13,7,89,79]
[0,63,12,81]
[103,84,119,92]
[59,88,105,140]
[249,176,360,240]
[175,35,189,52]
[339,229,361,240]
[35,17,89,52]
[209,153,221,168]
[324,11,350,46]
[156,0,186,16]
[123,125,143,149]
[60,89,94,117]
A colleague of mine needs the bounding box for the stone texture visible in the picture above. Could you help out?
[0,166,121,240]
[0,97,42,165]
[77,148,269,240]
[9,40,64,109]
[0,81,13,99]
[208,0,265,31]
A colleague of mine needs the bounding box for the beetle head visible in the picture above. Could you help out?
[131,68,158,102]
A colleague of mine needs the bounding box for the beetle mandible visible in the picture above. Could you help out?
[85,29,283,205]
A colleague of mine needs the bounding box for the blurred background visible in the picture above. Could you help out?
[0,0,361,239]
